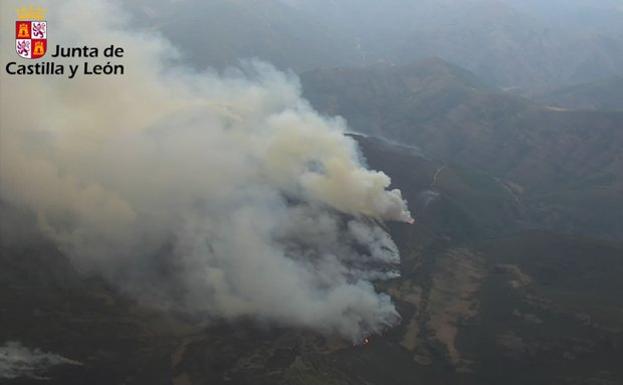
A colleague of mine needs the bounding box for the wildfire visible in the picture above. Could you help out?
[353,336,371,347]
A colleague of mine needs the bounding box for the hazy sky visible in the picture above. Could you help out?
[128,0,623,90]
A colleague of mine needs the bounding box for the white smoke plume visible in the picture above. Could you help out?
[0,341,82,380]
[0,0,412,341]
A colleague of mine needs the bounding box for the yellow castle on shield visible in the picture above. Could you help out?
[33,41,45,56]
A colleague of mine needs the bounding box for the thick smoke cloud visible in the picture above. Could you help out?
[0,0,412,340]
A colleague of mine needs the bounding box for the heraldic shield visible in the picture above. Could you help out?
[16,19,47,59]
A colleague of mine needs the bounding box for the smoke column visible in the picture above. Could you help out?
[0,0,412,341]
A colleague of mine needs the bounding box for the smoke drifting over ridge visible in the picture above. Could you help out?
[0,0,412,340]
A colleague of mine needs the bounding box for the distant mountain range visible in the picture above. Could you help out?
[133,0,623,92]
[300,59,623,240]
[537,76,623,111]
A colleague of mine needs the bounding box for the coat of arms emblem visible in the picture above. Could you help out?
[15,5,47,59]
